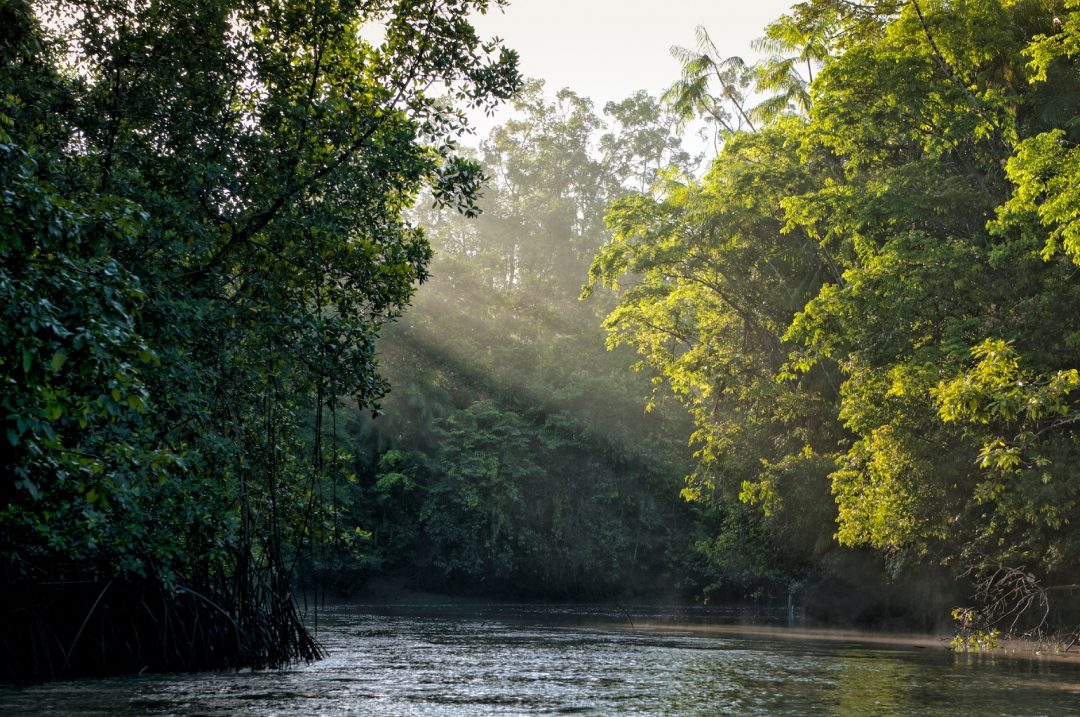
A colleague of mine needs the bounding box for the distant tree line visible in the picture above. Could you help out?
[315,82,710,599]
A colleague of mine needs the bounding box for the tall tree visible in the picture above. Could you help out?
[587,118,844,601]
[594,0,1080,629]
[1,0,518,679]
[783,0,1080,635]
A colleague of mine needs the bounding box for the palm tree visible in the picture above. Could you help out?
[749,12,828,125]
[663,26,757,145]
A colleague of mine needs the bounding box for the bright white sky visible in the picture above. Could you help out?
[468,0,797,133]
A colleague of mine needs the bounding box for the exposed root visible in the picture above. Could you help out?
[1,573,322,682]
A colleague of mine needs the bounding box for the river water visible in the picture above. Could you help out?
[2,602,1079,716]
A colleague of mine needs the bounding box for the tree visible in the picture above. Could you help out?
[664,26,759,146]
[780,0,1080,635]
[593,0,1080,628]
[1,0,518,679]
[587,118,844,599]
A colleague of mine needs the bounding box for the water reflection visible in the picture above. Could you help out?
[830,652,923,716]
[1,603,1078,715]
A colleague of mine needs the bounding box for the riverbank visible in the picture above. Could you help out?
[608,620,1080,669]
[632,622,1075,663]
[974,636,1080,663]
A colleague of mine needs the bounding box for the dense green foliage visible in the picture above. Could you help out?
[6,0,1080,679]
[329,83,710,598]
[589,118,846,600]
[591,0,1080,638]
[1,0,517,678]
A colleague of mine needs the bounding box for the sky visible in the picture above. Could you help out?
[466,0,797,134]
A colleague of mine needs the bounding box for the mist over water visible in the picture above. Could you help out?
[3,604,1078,716]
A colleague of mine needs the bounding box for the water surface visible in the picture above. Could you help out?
[2,603,1078,715]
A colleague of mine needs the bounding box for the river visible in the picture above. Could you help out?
[2,602,1078,715]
